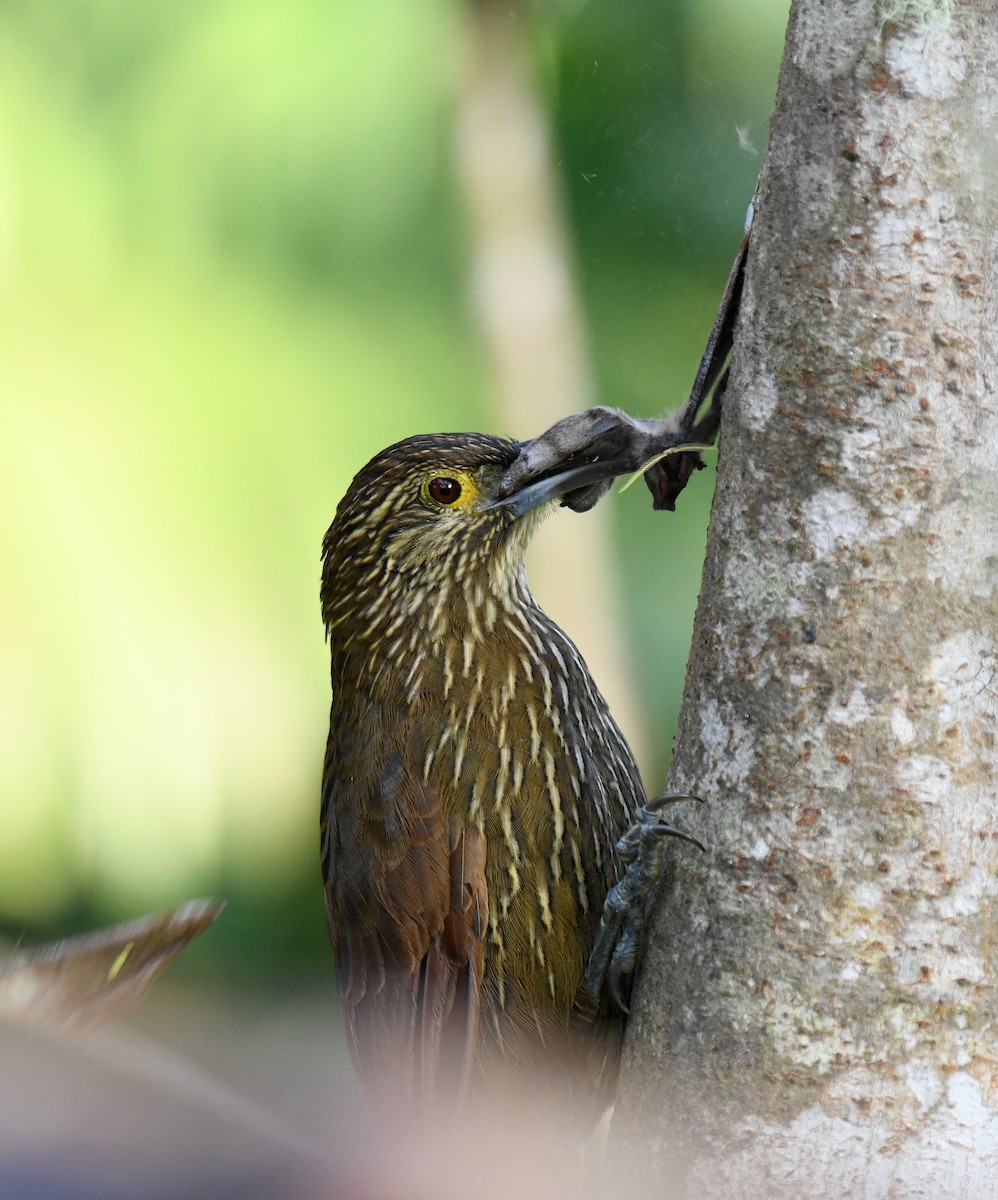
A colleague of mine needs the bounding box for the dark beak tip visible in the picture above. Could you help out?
[489,459,619,518]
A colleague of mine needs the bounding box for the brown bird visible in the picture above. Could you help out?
[320,432,695,1117]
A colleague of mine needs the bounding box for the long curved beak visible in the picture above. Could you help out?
[483,459,616,517]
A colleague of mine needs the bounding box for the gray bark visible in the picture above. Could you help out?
[612,0,998,1195]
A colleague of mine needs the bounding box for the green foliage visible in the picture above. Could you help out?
[0,0,787,973]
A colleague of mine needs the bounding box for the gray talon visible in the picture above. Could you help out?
[584,792,705,1013]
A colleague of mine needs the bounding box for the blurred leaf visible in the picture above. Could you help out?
[0,898,224,1028]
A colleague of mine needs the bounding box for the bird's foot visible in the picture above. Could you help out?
[584,793,704,1014]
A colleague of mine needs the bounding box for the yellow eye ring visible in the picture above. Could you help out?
[420,469,479,511]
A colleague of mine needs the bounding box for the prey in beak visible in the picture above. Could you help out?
[488,195,753,518]
[484,453,625,517]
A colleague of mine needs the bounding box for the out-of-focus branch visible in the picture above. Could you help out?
[453,0,647,768]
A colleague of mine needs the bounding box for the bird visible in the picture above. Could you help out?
[319,431,696,1118]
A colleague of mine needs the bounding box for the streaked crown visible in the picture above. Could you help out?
[320,432,543,645]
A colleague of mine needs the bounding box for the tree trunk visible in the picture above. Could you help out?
[612,1,998,1195]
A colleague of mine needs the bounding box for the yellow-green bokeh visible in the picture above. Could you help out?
[0,0,787,964]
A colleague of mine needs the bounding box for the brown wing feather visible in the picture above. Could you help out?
[321,709,487,1104]
[426,824,487,1094]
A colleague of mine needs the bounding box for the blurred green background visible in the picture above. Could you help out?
[0,0,786,984]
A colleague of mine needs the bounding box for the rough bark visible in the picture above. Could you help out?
[612,0,998,1195]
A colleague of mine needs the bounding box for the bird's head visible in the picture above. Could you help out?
[320,432,614,636]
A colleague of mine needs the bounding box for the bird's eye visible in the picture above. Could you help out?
[427,476,462,505]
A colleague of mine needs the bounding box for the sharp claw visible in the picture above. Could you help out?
[647,791,704,809]
[652,821,706,853]
[608,967,630,1015]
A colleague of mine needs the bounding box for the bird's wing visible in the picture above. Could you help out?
[320,709,488,1106]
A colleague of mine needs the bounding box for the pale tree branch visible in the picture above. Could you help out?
[453,0,649,769]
